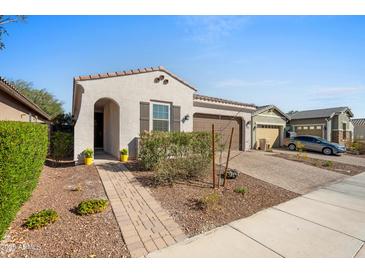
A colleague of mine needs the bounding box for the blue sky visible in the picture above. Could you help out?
[1,16,365,117]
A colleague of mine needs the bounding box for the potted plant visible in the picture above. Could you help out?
[83,148,94,165]
[120,148,128,162]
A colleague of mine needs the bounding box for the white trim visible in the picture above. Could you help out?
[150,101,171,132]
[255,122,286,126]
[292,123,326,127]
[256,113,286,119]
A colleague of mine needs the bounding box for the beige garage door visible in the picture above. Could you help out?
[295,125,323,138]
[256,125,280,148]
[193,113,242,150]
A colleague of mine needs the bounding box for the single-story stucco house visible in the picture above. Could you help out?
[0,77,50,123]
[351,118,365,140]
[72,66,289,163]
[288,107,354,145]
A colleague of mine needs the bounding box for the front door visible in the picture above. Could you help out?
[94,112,103,149]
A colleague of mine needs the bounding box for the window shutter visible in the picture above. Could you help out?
[140,102,150,133]
[171,105,181,132]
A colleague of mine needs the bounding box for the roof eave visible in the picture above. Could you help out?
[0,78,51,121]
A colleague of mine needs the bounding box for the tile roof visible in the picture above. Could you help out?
[193,94,256,108]
[74,66,197,91]
[289,107,353,120]
[0,77,51,121]
[352,118,365,126]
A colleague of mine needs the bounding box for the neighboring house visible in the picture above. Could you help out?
[73,66,269,162]
[352,118,365,140]
[0,77,50,123]
[251,105,290,149]
[288,107,354,145]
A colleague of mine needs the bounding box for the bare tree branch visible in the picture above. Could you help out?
[0,15,27,50]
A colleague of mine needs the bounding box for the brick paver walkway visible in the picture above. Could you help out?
[95,160,186,257]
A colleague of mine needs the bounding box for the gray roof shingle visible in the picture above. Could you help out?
[352,118,365,126]
[289,107,353,120]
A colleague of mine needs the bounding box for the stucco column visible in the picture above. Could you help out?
[74,97,94,163]
[326,119,332,141]
[280,126,285,146]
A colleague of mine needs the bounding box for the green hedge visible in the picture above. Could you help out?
[139,131,215,183]
[0,121,48,239]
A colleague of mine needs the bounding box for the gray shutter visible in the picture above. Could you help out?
[140,102,150,133]
[171,105,181,132]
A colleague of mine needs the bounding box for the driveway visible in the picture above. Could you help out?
[225,150,347,194]
[273,148,365,167]
[148,172,365,258]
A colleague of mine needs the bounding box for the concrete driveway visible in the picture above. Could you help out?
[148,172,365,258]
[273,148,365,167]
[225,150,347,194]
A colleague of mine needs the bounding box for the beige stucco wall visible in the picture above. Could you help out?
[73,71,195,162]
[192,102,253,151]
[0,91,47,123]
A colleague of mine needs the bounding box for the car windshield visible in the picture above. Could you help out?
[316,137,327,142]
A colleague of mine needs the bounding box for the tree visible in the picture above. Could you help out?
[10,79,64,118]
[52,112,73,132]
[287,110,298,115]
[0,16,26,50]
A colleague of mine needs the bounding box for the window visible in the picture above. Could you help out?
[297,126,302,130]
[316,126,322,130]
[303,126,308,130]
[152,103,170,131]
[309,126,315,130]
[343,122,347,139]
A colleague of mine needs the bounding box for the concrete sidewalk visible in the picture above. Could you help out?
[148,172,365,258]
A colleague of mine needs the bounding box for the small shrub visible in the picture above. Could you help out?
[295,141,305,159]
[234,186,246,195]
[197,192,221,211]
[51,131,73,161]
[120,148,128,155]
[154,155,209,184]
[139,131,214,170]
[24,209,58,229]
[76,199,108,215]
[83,148,94,158]
[323,160,333,168]
[139,131,215,183]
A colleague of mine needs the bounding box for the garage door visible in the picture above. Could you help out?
[295,125,323,138]
[193,113,242,150]
[256,125,280,148]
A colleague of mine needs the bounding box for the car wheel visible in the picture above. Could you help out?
[288,144,296,151]
[323,147,333,155]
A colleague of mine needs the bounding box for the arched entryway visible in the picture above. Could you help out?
[94,98,120,158]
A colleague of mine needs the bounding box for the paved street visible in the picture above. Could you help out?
[148,172,365,258]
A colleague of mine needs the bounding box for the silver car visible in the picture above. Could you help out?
[287,135,346,155]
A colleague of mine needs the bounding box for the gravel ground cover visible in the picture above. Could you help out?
[0,165,130,258]
[125,162,299,237]
[273,153,365,176]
